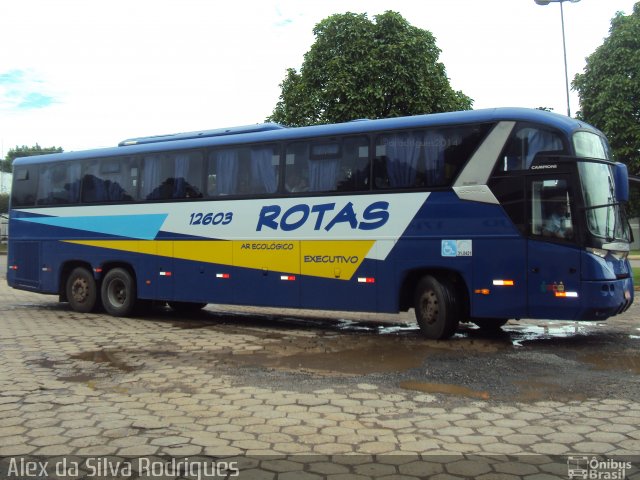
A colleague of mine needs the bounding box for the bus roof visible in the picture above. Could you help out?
[118,123,286,146]
[13,107,602,166]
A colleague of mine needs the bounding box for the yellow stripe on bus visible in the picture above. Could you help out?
[63,239,375,280]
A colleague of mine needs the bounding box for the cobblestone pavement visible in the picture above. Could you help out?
[1,258,639,479]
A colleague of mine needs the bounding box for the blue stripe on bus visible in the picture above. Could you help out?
[16,214,168,240]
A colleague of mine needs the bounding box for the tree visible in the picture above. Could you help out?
[0,193,8,215]
[573,3,640,175]
[1,144,63,173]
[268,11,472,127]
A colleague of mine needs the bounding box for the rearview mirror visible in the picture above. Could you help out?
[614,163,629,202]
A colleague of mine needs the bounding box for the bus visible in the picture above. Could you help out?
[7,108,633,339]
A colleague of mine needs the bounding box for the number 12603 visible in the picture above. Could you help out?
[189,212,233,226]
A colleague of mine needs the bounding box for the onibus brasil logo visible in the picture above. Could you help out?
[567,456,633,479]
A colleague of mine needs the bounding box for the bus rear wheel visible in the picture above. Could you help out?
[66,267,98,313]
[101,268,136,317]
[414,275,460,340]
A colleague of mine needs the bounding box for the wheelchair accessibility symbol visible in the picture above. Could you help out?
[441,240,472,257]
[442,240,457,257]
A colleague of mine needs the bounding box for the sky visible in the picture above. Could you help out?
[0,0,637,157]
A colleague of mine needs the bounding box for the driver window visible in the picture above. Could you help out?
[530,178,574,240]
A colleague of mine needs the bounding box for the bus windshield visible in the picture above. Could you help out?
[573,131,610,160]
[578,161,631,243]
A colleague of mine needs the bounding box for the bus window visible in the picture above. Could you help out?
[286,141,338,192]
[499,125,565,172]
[36,163,81,205]
[11,166,38,207]
[285,137,369,194]
[248,145,279,194]
[336,137,369,192]
[142,152,203,200]
[208,149,239,196]
[530,178,574,240]
[207,145,278,197]
[81,157,139,203]
[374,125,491,189]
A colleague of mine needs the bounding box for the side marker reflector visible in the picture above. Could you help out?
[555,291,578,298]
[357,277,375,283]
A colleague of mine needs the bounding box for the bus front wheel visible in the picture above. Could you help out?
[101,268,136,317]
[66,267,98,313]
[414,275,460,340]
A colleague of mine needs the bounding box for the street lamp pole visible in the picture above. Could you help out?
[534,0,581,117]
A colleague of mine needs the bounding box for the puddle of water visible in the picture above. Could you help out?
[505,323,589,347]
[399,380,490,400]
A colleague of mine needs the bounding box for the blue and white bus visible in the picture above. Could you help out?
[7,108,633,339]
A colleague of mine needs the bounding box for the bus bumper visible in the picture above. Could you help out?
[577,278,633,320]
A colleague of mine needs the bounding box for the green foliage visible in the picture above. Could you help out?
[0,193,8,214]
[269,11,472,127]
[1,144,63,172]
[573,3,640,175]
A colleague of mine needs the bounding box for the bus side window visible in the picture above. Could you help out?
[336,137,369,192]
[374,130,446,189]
[248,145,279,194]
[284,144,308,193]
[499,125,565,172]
[372,125,492,190]
[11,166,37,207]
[285,138,369,194]
[82,157,139,203]
[37,163,81,205]
[172,152,203,199]
[143,152,203,201]
[374,132,419,189]
[208,149,239,196]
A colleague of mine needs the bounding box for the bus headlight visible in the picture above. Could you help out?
[586,247,608,259]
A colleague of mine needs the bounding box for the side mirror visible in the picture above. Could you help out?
[614,163,629,203]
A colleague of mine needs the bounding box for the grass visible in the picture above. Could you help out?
[634,268,640,287]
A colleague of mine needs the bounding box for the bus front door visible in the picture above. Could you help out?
[526,175,582,319]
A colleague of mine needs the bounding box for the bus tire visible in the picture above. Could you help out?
[66,267,98,313]
[472,318,509,330]
[414,275,460,340]
[101,268,136,317]
[168,301,207,313]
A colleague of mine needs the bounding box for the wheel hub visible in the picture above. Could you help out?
[421,290,439,325]
[71,278,89,303]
